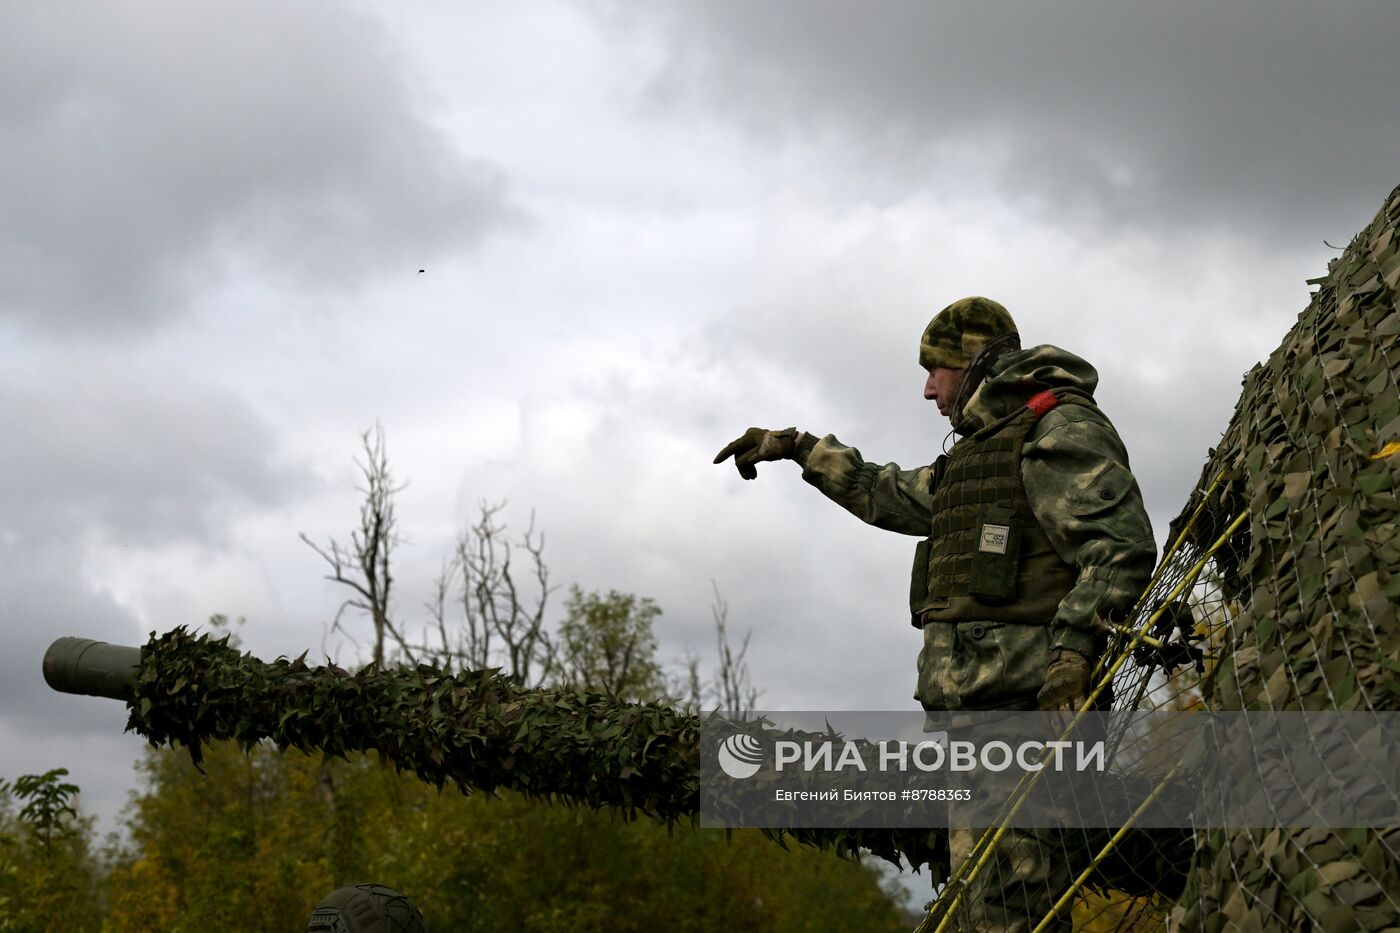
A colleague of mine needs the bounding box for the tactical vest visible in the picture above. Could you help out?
[911,389,1087,626]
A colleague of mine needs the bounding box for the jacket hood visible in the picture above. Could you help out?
[954,344,1100,435]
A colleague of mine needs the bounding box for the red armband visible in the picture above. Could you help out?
[1026,390,1059,418]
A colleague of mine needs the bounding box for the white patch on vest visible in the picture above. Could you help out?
[979,524,1010,555]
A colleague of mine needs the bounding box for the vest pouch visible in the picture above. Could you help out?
[968,506,1021,603]
[909,538,931,617]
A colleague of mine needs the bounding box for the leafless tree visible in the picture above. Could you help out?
[300,423,411,670]
[303,428,555,680]
[419,501,555,683]
[709,582,761,716]
[302,428,759,711]
[671,650,705,714]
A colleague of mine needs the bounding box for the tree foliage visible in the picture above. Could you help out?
[0,771,102,933]
[555,587,665,701]
[101,743,910,932]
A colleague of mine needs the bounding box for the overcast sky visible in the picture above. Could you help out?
[3,0,1397,843]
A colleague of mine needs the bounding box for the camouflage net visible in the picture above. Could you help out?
[126,628,953,873]
[918,183,1400,932]
[1164,184,1400,932]
[128,628,702,824]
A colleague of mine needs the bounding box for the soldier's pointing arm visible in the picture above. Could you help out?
[793,432,936,537]
[1020,409,1157,659]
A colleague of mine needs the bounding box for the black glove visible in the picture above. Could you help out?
[1037,647,1091,712]
[713,427,801,480]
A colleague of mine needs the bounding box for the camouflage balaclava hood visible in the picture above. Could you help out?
[919,296,1019,370]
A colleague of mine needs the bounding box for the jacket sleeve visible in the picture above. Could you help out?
[1020,408,1157,658]
[792,433,935,537]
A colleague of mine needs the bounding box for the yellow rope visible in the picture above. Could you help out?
[1089,466,1230,685]
[918,509,1248,933]
[1030,760,1186,933]
[1145,468,1231,594]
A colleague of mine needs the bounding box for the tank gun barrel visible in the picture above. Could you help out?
[42,637,142,700]
[35,628,1179,897]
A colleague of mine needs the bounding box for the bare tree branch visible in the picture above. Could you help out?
[438,500,556,683]
[300,423,407,669]
[424,557,458,675]
[710,581,760,716]
[303,431,556,683]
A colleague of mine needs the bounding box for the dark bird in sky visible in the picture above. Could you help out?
[418,269,425,274]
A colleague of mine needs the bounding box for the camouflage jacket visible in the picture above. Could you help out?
[793,344,1157,658]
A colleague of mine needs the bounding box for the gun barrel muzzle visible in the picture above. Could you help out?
[43,637,141,700]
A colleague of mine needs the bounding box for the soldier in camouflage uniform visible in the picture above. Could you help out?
[714,296,1156,931]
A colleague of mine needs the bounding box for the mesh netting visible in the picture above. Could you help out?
[918,183,1400,932]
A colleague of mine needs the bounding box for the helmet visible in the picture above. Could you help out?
[919,296,1018,370]
[306,884,428,933]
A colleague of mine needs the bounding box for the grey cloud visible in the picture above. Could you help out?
[0,541,143,741]
[618,1,1399,243]
[0,539,150,841]
[0,357,314,546]
[0,1,518,336]
[0,353,319,817]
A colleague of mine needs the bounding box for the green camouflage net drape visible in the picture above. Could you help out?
[1164,184,1400,932]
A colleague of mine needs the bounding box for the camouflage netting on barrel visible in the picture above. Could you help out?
[125,627,952,875]
[915,184,1400,933]
[129,627,702,822]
